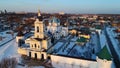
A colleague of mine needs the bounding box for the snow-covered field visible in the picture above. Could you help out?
[0,30,17,45]
[0,39,20,61]
[0,30,19,61]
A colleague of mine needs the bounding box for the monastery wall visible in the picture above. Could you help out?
[51,55,97,68]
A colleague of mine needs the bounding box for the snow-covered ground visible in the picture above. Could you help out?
[0,30,19,61]
[0,39,20,61]
[17,65,45,68]
[0,30,17,45]
[106,27,120,60]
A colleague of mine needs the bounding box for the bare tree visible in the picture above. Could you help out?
[0,58,17,68]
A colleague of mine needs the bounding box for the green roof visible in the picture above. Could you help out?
[97,45,112,60]
[95,25,101,29]
[77,37,87,43]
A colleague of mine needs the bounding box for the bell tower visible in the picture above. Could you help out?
[34,10,44,39]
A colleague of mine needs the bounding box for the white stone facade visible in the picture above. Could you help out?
[46,17,68,39]
[97,57,114,68]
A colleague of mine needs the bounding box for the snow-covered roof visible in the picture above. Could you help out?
[54,42,63,50]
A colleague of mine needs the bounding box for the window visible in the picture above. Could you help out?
[35,44,36,48]
[37,26,39,32]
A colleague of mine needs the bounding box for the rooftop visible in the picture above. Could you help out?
[95,25,102,29]
[17,31,24,36]
[97,45,112,61]
[49,17,60,23]
[76,37,87,43]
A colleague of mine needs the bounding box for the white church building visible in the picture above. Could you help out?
[46,17,68,39]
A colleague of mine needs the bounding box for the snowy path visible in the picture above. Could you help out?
[0,39,21,61]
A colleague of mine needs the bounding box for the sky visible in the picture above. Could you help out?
[0,0,120,14]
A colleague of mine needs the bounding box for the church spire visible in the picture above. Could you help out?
[37,9,43,21]
[38,9,41,17]
[34,9,44,39]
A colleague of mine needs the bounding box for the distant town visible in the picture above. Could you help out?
[0,9,120,68]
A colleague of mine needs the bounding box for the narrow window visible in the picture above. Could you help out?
[37,26,39,32]
[35,44,36,48]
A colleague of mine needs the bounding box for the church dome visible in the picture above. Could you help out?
[49,17,60,24]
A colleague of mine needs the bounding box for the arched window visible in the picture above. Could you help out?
[37,26,39,32]
[35,44,36,48]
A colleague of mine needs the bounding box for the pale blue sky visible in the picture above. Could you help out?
[0,0,120,14]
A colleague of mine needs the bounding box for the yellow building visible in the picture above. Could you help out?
[69,29,77,35]
[18,10,51,60]
[16,31,24,43]
[79,34,90,39]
